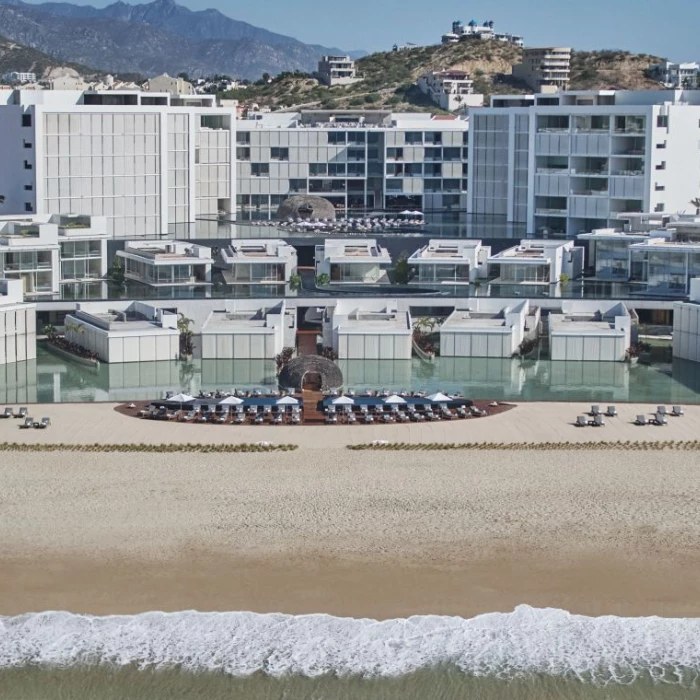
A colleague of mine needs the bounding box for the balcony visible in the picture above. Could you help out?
[536,168,571,174]
[535,208,568,216]
[570,189,609,196]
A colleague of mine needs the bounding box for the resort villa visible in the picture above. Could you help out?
[64,301,180,363]
[117,241,214,288]
[487,239,584,284]
[218,239,297,286]
[408,239,491,284]
[417,71,484,112]
[673,278,700,363]
[323,300,413,360]
[315,239,391,284]
[0,278,36,365]
[548,301,633,362]
[439,300,540,358]
[627,239,700,295]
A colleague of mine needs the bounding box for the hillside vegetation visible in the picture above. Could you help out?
[0,34,90,78]
[224,41,664,113]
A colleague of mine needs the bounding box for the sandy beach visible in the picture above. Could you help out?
[2,443,700,619]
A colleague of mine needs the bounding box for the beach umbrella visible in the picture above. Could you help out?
[428,392,451,403]
[332,396,355,405]
[411,210,424,217]
[219,395,244,406]
[400,210,413,216]
[168,393,195,409]
[384,394,406,405]
[276,396,299,406]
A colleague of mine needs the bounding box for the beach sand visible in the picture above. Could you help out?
[2,448,700,619]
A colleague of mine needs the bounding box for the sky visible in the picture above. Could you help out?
[22,0,700,60]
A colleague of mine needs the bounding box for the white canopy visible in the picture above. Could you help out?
[428,392,451,403]
[276,396,299,406]
[219,396,244,405]
[411,210,424,217]
[168,393,195,404]
[332,396,355,405]
[384,394,407,404]
[400,210,413,216]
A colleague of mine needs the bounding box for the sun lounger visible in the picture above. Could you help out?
[657,405,667,416]
[606,406,617,417]
[590,415,605,427]
[15,407,27,419]
[234,415,245,425]
[590,405,601,416]
[34,417,50,429]
[1,407,12,419]
[672,406,684,417]
[652,412,667,426]
[575,415,588,427]
[19,416,33,429]
[347,413,357,424]
[364,414,374,424]
[634,414,647,426]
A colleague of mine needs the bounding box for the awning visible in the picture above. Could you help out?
[384,394,407,404]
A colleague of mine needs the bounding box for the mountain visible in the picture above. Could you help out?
[0,32,92,77]
[0,0,354,78]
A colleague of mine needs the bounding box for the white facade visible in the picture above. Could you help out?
[200,301,290,360]
[0,279,36,365]
[627,239,700,295]
[64,301,180,363]
[468,89,700,237]
[317,56,361,86]
[236,109,469,212]
[673,279,700,362]
[315,239,391,284]
[117,240,213,287]
[0,89,235,238]
[3,72,37,84]
[144,74,195,95]
[440,300,538,358]
[417,71,484,112]
[513,48,572,93]
[654,61,699,89]
[324,300,412,360]
[443,20,523,46]
[408,239,491,284]
[549,301,631,362]
[218,239,297,285]
[487,239,584,284]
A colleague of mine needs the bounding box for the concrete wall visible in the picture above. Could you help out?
[0,304,37,365]
[673,301,700,363]
[200,332,279,360]
[550,333,628,362]
[336,332,412,360]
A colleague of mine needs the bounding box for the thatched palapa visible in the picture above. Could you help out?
[276,195,337,221]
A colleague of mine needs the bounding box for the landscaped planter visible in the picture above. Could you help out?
[41,340,100,369]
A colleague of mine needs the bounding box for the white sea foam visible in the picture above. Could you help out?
[1,606,700,684]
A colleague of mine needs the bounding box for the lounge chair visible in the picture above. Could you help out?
[15,407,27,419]
[590,405,601,417]
[234,415,245,425]
[634,415,647,426]
[364,414,374,424]
[672,406,684,417]
[575,415,588,427]
[590,415,605,427]
[657,406,667,416]
[19,416,33,429]
[605,406,617,417]
[34,417,51,429]
[652,412,667,426]
[1,407,12,419]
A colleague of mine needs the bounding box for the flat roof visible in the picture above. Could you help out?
[549,314,625,335]
[223,239,295,262]
[410,240,482,261]
[336,308,411,333]
[201,309,279,333]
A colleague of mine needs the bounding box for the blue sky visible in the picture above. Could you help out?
[24,0,700,59]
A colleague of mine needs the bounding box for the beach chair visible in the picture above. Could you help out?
[672,406,684,417]
[291,414,301,425]
[590,415,605,427]
[634,414,647,426]
[273,414,283,425]
[575,415,588,427]
[15,407,27,419]
[652,412,667,426]
[657,405,667,416]
[590,405,601,417]
[605,406,617,417]
[456,406,468,418]
[34,417,51,429]
[234,415,245,425]
[255,414,265,425]
[364,414,374,424]
[1,407,12,419]
[347,413,357,424]
[19,416,33,429]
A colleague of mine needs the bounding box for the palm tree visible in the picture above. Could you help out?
[691,197,700,215]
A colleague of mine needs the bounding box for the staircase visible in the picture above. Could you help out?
[302,389,325,424]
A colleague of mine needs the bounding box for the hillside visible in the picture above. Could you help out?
[0,33,91,77]
[225,42,665,113]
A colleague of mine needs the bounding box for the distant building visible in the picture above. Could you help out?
[513,48,572,93]
[417,71,484,112]
[316,55,361,86]
[0,278,36,365]
[49,75,88,91]
[2,72,37,84]
[144,74,195,95]
[442,19,523,47]
[315,239,391,284]
[117,241,213,288]
[653,61,699,89]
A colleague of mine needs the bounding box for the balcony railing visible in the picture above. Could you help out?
[570,189,609,196]
[535,208,568,215]
[611,170,644,177]
[536,167,571,174]
[570,169,608,176]
[614,127,645,134]
[537,127,570,133]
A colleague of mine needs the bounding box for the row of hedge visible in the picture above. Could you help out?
[348,441,700,451]
[0,442,297,453]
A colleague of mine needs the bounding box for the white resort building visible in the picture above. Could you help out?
[316,56,361,86]
[442,20,523,46]
[0,278,36,365]
[117,241,213,288]
[627,239,700,295]
[417,71,484,112]
[487,239,584,285]
[218,239,297,286]
[440,299,539,358]
[408,239,490,284]
[653,61,699,89]
[315,239,391,284]
[673,279,700,363]
[513,48,572,93]
[548,301,632,362]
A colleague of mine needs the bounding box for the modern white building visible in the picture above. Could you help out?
[0,278,36,365]
[218,239,297,286]
[3,72,37,84]
[144,74,195,95]
[440,299,539,358]
[628,239,700,295]
[548,301,632,362]
[316,56,361,86]
[654,61,699,89]
[117,240,213,288]
[235,109,469,212]
[64,301,180,363]
[673,279,700,363]
[417,71,484,112]
[468,89,700,237]
[487,239,584,284]
[0,88,235,238]
[513,48,572,93]
[200,301,291,360]
[408,239,491,284]
[323,299,412,360]
[443,19,523,46]
[315,238,391,284]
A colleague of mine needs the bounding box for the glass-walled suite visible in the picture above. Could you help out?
[329,263,382,283]
[591,240,630,279]
[630,248,700,294]
[124,258,194,284]
[227,263,286,284]
[494,263,551,283]
[60,240,103,281]
[1,250,55,293]
[415,263,471,283]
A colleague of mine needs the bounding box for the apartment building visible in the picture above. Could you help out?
[417,71,484,112]
[654,61,699,89]
[0,279,36,365]
[2,72,37,84]
[513,48,572,93]
[316,56,361,86]
[0,89,235,238]
[236,109,469,212]
[468,90,700,237]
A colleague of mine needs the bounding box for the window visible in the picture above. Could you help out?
[24,184,33,191]
[23,160,32,170]
[23,141,32,149]
[22,114,32,128]
[24,203,33,212]
[251,163,269,177]
[656,142,667,149]
[348,132,366,144]
[655,161,666,171]
[654,203,665,212]
[236,147,250,161]
[656,115,668,128]
[655,183,665,191]
[236,132,251,145]
[328,132,347,144]
[328,163,346,176]
[387,147,403,160]
[310,163,328,176]
[405,132,423,145]
[270,147,289,160]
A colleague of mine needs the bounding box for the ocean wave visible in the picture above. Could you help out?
[1,606,700,684]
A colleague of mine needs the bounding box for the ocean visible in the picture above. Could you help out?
[1,606,699,698]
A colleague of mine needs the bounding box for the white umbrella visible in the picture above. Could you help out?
[276,396,299,406]
[169,393,195,404]
[332,396,355,405]
[219,396,244,405]
[400,210,413,216]
[384,394,406,405]
[428,392,451,403]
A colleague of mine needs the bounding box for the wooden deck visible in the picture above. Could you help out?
[302,389,325,425]
[296,329,318,357]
